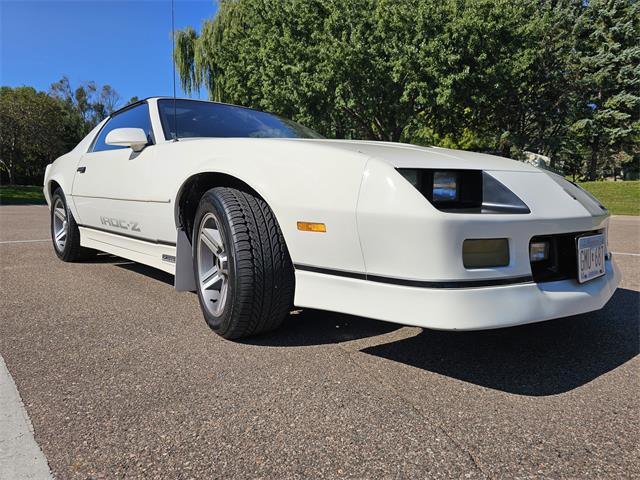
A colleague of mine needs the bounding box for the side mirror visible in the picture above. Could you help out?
[105,128,149,152]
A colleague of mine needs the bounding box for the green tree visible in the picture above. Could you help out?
[0,87,71,184]
[402,0,581,158]
[49,76,122,131]
[569,0,640,180]
[174,0,582,151]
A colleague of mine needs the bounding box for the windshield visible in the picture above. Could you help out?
[158,99,323,140]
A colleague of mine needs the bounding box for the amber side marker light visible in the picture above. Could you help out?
[297,222,326,233]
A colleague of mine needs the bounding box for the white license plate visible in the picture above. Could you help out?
[577,234,606,283]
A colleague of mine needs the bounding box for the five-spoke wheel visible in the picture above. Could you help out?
[196,212,230,317]
[52,197,68,252]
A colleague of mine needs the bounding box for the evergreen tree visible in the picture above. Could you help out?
[569,0,640,179]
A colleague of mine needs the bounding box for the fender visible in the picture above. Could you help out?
[165,143,369,276]
[172,169,276,292]
[172,167,278,232]
[45,170,82,222]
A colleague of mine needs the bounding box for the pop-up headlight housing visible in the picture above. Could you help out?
[397,169,530,214]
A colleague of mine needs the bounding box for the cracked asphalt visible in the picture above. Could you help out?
[1,205,638,479]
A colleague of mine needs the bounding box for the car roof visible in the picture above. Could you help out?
[108,97,263,119]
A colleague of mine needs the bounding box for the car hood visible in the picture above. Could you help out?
[286,139,540,172]
[177,137,538,172]
[176,136,607,219]
[278,140,606,216]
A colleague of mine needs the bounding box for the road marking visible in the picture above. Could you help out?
[0,356,53,480]
[612,252,640,257]
[0,239,49,245]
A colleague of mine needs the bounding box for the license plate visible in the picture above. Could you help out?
[577,234,606,283]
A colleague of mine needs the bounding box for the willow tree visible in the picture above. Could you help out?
[174,1,251,104]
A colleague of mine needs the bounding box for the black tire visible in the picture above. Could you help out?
[50,188,90,262]
[192,187,295,339]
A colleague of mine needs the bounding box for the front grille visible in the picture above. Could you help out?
[530,230,604,283]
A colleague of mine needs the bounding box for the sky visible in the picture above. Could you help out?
[1,0,218,106]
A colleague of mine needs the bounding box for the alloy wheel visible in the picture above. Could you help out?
[52,197,68,252]
[196,212,230,317]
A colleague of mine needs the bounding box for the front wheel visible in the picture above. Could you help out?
[50,188,90,262]
[193,187,295,339]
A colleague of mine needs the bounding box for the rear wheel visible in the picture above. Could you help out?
[193,187,295,339]
[50,188,89,261]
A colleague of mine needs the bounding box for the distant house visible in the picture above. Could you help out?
[522,151,551,169]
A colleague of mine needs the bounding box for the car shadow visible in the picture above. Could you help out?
[116,261,176,286]
[77,253,176,287]
[86,256,639,395]
[361,288,639,396]
[242,309,402,347]
[77,252,126,264]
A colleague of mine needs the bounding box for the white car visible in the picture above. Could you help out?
[44,98,620,339]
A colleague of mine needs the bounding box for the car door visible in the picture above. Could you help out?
[71,102,172,244]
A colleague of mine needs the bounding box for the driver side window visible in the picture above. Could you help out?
[91,103,154,152]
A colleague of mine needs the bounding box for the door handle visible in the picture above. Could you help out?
[77,166,86,173]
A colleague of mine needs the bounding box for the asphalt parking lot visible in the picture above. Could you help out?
[1,205,638,479]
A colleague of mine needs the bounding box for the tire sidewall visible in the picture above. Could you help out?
[192,190,237,334]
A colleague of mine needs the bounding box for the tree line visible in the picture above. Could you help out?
[0,77,137,185]
[174,0,639,180]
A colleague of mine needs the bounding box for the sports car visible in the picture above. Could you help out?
[43,97,620,339]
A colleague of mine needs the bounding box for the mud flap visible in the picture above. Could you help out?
[174,228,197,292]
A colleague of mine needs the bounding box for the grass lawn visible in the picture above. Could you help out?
[0,185,46,205]
[577,180,639,216]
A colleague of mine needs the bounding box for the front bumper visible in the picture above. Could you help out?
[294,257,620,330]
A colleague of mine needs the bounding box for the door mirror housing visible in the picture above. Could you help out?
[105,128,149,152]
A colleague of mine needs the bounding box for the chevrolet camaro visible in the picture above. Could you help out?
[43,97,620,339]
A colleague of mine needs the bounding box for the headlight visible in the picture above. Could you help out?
[397,169,530,214]
[433,171,458,202]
